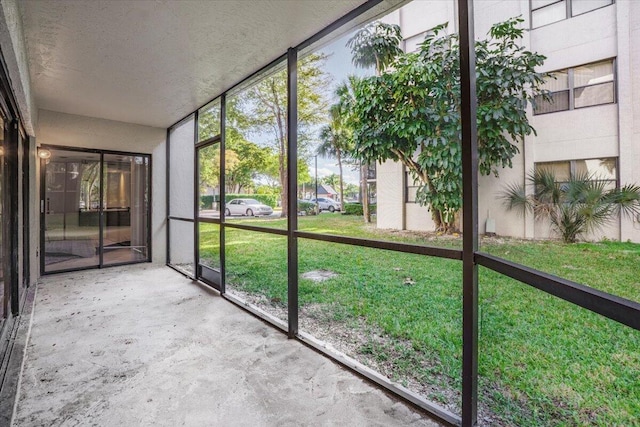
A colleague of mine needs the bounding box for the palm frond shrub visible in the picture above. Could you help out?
[502,169,640,243]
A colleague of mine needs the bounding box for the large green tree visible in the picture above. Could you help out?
[234,53,330,217]
[198,128,274,195]
[344,18,548,231]
[347,21,403,74]
[197,98,275,194]
[346,23,402,223]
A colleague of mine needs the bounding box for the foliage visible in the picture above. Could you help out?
[225,129,273,193]
[320,173,341,189]
[198,95,312,196]
[197,130,273,195]
[343,18,548,231]
[297,200,317,216]
[334,76,373,223]
[344,183,360,201]
[224,193,277,208]
[200,195,215,209]
[343,203,377,216]
[80,162,100,210]
[198,99,221,142]
[503,169,640,243]
[317,104,353,210]
[233,53,330,216]
[347,21,403,74]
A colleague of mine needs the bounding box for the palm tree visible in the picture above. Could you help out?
[347,22,403,74]
[503,169,640,243]
[317,107,352,212]
[346,22,402,223]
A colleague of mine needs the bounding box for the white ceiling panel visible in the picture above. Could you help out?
[20,0,394,128]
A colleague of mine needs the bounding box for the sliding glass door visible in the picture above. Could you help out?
[0,115,5,316]
[43,149,101,272]
[41,147,150,273]
[103,154,149,265]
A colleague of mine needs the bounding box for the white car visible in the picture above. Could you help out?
[225,199,273,217]
[310,197,341,212]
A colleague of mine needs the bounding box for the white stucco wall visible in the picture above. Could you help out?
[398,1,456,37]
[35,109,167,265]
[478,154,526,238]
[405,203,435,232]
[530,5,617,73]
[376,160,404,230]
[472,0,526,37]
[618,0,640,242]
[531,105,619,162]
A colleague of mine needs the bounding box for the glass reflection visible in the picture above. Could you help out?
[44,150,101,272]
[102,154,149,265]
[198,143,221,219]
[43,149,149,272]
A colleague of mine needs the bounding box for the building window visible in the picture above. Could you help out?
[571,0,614,17]
[405,171,420,203]
[536,158,617,189]
[534,59,615,115]
[367,163,376,181]
[531,0,614,29]
[573,61,615,109]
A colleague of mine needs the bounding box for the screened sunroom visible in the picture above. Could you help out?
[0,1,638,426]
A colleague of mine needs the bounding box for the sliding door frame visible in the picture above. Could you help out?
[39,145,152,275]
[194,134,222,291]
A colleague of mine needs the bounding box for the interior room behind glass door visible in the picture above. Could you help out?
[44,150,101,272]
[102,154,149,265]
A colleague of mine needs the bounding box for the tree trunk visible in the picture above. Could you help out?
[269,81,287,218]
[361,162,370,223]
[337,151,344,212]
[432,209,444,232]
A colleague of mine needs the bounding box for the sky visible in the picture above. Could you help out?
[310,30,374,186]
[237,22,376,187]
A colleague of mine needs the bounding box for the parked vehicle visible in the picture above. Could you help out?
[225,198,273,216]
[309,197,341,212]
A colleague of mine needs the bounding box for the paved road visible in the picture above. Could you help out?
[198,210,281,220]
[198,209,340,220]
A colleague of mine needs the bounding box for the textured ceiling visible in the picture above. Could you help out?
[20,0,388,128]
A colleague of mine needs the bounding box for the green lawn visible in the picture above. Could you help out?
[199,215,640,426]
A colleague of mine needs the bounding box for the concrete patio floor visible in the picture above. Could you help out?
[12,264,440,426]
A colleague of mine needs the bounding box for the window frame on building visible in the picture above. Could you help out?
[530,0,615,29]
[535,157,619,190]
[534,58,616,115]
[405,170,420,203]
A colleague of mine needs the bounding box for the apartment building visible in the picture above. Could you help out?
[376,0,640,243]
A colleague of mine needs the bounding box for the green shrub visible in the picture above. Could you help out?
[343,203,362,215]
[200,195,215,209]
[224,193,277,208]
[343,203,377,215]
[297,200,317,215]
